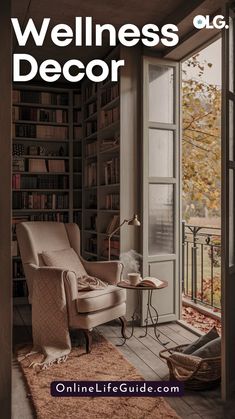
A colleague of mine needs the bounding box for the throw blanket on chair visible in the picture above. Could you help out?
[19,267,107,369]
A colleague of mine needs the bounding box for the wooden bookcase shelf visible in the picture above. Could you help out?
[12,46,139,305]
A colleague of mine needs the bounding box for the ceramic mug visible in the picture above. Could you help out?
[128,272,141,286]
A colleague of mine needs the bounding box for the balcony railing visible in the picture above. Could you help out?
[182,222,221,310]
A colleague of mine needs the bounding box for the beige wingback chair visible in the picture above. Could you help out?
[16,221,126,352]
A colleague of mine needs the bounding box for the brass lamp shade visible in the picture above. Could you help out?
[127,214,141,226]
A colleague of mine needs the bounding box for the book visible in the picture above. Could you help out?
[138,277,167,288]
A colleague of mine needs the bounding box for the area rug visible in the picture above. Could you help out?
[16,333,180,419]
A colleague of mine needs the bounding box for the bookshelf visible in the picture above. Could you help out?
[12,46,139,305]
[12,85,82,305]
[81,46,139,262]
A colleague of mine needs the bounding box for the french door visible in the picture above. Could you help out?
[142,57,180,324]
[222,1,235,399]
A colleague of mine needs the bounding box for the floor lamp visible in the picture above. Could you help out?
[108,214,141,260]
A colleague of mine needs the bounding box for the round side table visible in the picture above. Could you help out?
[117,280,169,346]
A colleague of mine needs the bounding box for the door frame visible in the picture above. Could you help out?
[141,56,181,324]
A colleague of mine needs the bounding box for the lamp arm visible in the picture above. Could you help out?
[108,219,128,260]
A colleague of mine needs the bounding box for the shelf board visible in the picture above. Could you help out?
[99,121,119,136]
[99,233,120,239]
[13,189,69,192]
[13,209,69,213]
[17,155,69,160]
[73,208,82,211]
[73,188,82,192]
[84,208,98,212]
[101,96,119,111]
[13,102,69,109]
[100,145,119,154]
[13,137,69,143]
[73,157,82,160]
[74,172,82,175]
[13,172,69,175]
[84,132,97,141]
[13,120,68,127]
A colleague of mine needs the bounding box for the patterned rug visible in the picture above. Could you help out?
[16,333,180,419]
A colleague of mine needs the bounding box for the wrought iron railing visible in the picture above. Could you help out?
[182,222,221,310]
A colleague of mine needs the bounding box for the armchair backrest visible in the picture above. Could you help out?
[16,221,82,301]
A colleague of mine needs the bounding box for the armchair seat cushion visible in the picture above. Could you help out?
[76,285,126,313]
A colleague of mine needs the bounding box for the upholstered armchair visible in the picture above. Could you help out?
[16,222,126,352]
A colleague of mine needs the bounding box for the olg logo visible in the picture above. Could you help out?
[193,15,228,30]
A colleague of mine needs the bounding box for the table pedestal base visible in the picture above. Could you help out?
[117,290,169,347]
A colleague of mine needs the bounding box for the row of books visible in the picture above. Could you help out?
[74,110,82,124]
[13,281,28,298]
[86,121,97,137]
[104,193,120,210]
[12,157,67,173]
[101,84,119,107]
[13,192,69,210]
[73,212,82,226]
[85,141,97,157]
[12,174,69,189]
[103,157,120,185]
[74,93,82,107]
[84,84,97,102]
[85,162,97,187]
[13,107,68,123]
[13,90,68,106]
[86,101,97,118]
[13,123,68,140]
[100,107,119,128]
[12,259,24,278]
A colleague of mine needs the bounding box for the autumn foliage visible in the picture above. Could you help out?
[182,54,221,220]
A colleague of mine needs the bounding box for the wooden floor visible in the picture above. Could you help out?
[13,306,235,419]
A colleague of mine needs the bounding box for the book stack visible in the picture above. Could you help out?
[102,237,120,258]
[100,107,119,128]
[104,157,120,185]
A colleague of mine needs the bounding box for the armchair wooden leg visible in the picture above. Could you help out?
[82,329,92,353]
[119,316,128,339]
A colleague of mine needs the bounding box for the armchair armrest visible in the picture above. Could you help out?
[28,263,78,301]
[82,260,123,285]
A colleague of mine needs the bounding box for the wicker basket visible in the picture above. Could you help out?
[159,344,221,390]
